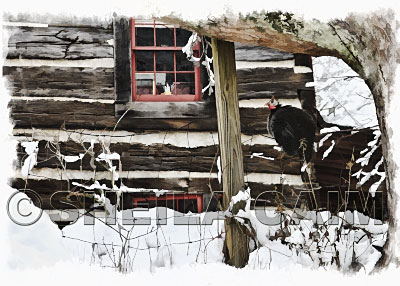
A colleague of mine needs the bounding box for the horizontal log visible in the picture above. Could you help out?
[15,140,301,175]
[10,178,308,210]
[314,129,384,187]
[236,67,313,84]
[237,80,310,96]
[4,65,310,102]
[234,43,294,62]
[8,99,115,116]
[6,26,113,60]
[10,177,386,219]
[9,99,270,134]
[3,66,114,100]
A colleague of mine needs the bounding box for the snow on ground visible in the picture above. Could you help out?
[5,189,387,276]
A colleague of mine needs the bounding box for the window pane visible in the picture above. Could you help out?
[155,73,175,95]
[175,73,195,95]
[156,27,174,47]
[176,51,195,71]
[176,28,193,47]
[136,51,153,71]
[156,51,174,71]
[135,27,154,46]
[136,73,154,95]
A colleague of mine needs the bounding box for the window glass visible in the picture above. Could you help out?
[155,73,175,95]
[176,73,195,95]
[156,51,174,71]
[176,51,194,71]
[135,51,153,71]
[176,28,193,47]
[135,27,154,46]
[156,27,174,47]
[135,73,154,95]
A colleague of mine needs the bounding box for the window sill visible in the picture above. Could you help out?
[115,101,216,119]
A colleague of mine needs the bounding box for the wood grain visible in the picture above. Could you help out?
[3,66,114,100]
[6,26,113,59]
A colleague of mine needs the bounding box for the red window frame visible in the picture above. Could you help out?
[131,18,202,102]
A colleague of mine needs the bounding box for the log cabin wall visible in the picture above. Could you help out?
[4,18,386,219]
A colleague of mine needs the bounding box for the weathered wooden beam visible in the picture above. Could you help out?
[5,26,113,60]
[113,17,132,104]
[9,178,307,211]
[234,43,294,62]
[3,66,114,100]
[4,64,311,101]
[9,99,270,134]
[8,99,115,116]
[237,80,311,97]
[236,67,313,84]
[212,38,249,268]
[15,140,301,174]
[11,177,386,220]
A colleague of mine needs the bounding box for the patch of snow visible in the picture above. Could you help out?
[294,66,313,73]
[250,153,274,160]
[182,32,201,63]
[320,126,340,134]
[322,140,335,160]
[217,156,222,184]
[63,153,84,163]
[318,133,332,147]
[20,141,39,177]
[96,152,120,161]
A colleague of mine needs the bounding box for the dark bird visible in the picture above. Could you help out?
[266,97,316,163]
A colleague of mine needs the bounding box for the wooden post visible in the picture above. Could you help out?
[211,38,249,268]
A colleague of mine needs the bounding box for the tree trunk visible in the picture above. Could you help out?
[162,10,398,268]
[211,38,249,268]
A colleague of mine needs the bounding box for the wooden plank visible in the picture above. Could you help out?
[6,26,113,59]
[113,17,132,104]
[4,65,311,101]
[212,38,248,268]
[3,66,114,100]
[234,43,293,61]
[9,178,306,211]
[9,99,271,134]
[237,80,311,97]
[314,129,385,188]
[10,112,267,134]
[8,99,115,116]
[15,140,301,175]
[236,67,313,84]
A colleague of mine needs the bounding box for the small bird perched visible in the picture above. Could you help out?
[266,96,316,163]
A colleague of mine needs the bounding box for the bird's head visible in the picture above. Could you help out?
[265,96,279,110]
